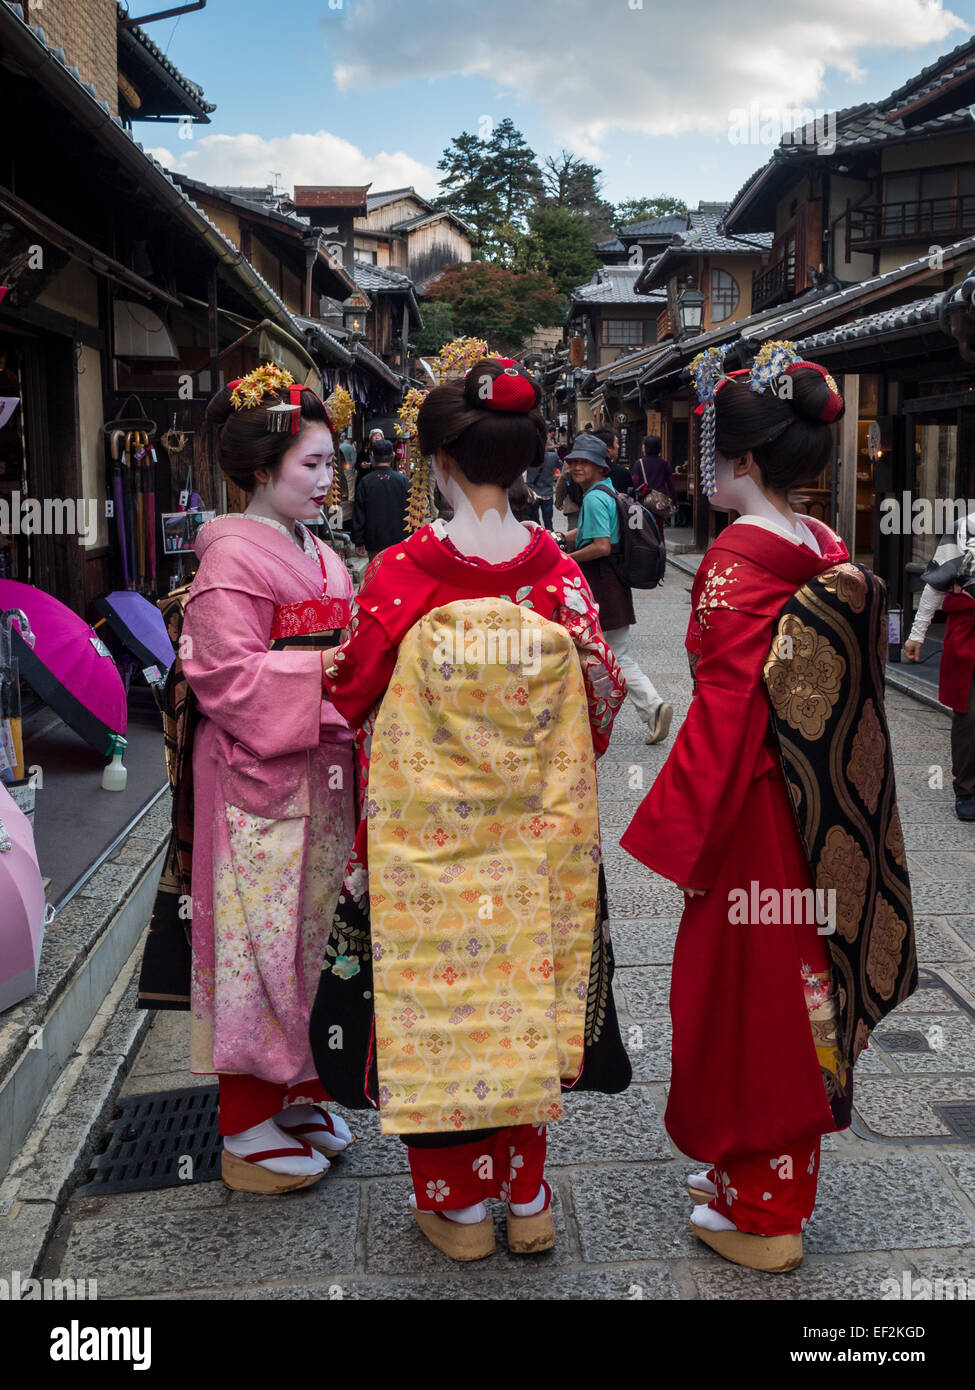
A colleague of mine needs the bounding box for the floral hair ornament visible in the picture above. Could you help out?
[748,340,844,422]
[227,362,336,435]
[689,344,730,497]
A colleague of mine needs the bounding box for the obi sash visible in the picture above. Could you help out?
[269,539,350,650]
[366,597,602,1135]
[938,591,975,714]
[763,561,917,1102]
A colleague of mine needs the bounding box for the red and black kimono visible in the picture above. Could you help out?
[621,517,916,1236]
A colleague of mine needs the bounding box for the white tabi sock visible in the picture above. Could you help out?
[275,1104,353,1152]
[690,1203,737,1232]
[509,1183,549,1217]
[687,1170,717,1194]
[224,1119,329,1177]
[408,1194,488,1225]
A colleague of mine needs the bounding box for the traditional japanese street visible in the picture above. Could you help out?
[4,549,973,1302]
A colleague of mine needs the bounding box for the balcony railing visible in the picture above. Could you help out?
[847,195,975,249]
[751,257,796,313]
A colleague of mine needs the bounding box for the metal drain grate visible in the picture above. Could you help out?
[874,1030,932,1053]
[934,1103,975,1142]
[80,1086,221,1195]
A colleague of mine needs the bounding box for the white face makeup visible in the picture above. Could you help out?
[252,422,334,527]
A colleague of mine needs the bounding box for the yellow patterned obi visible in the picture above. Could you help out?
[367,598,601,1135]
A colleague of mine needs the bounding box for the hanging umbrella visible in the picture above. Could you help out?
[0,779,46,1012]
[123,431,138,591]
[0,580,126,756]
[92,591,175,674]
[109,431,130,591]
[145,439,158,592]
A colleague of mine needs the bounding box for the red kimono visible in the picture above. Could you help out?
[621,518,849,1235]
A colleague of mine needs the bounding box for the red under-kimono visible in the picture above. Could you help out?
[621,517,850,1236]
[320,518,626,1209]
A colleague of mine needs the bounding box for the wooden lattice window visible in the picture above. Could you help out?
[710,269,740,323]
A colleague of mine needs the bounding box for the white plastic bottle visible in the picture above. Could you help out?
[102,734,128,792]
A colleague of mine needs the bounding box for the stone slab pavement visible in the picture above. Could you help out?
[30,555,975,1301]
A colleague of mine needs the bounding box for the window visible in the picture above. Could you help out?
[605,319,644,345]
[883,164,975,237]
[710,269,740,323]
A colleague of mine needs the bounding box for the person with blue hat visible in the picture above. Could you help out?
[562,433,672,745]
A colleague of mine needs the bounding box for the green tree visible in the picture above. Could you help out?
[526,206,599,298]
[615,195,688,228]
[411,300,456,356]
[541,151,616,242]
[483,118,543,265]
[427,261,562,354]
[436,130,500,256]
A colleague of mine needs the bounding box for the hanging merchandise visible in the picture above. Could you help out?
[103,397,156,594]
[109,431,131,591]
[0,397,19,430]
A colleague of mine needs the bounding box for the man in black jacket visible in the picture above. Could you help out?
[351,439,409,559]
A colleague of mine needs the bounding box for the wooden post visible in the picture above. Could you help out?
[837,373,859,554]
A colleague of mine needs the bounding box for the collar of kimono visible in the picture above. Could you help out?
[708,515,848,590]
[409,521,559,590]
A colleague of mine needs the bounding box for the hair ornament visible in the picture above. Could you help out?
[229,362,296,411]
[689,344,729,498]
[749,340,801,394]
[470,357,537,414]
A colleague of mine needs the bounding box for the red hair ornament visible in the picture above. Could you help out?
[470,358,538,414]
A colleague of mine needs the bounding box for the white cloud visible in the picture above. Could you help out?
[144,130,439,198]
[328,0,968,155]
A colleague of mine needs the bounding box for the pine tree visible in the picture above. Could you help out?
[541,151,616,242]
[436,130,500,255]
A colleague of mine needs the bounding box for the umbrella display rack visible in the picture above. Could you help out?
[103,395,160,599]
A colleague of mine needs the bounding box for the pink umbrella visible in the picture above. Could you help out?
[0,580,126,757]
[0,780,46,1011]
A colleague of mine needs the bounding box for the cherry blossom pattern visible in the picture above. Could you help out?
[426,1179,450,1202]
[696,561,741,631]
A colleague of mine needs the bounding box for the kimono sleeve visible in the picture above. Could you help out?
[182,549,325,760]
[324,604,399,730]
[619,601,775,891]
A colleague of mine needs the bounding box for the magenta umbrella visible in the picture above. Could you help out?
[0,580,126,757]
[0,780,46,1011]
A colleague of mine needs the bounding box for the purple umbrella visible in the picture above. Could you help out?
[92,591,175,675]
[0,580,126,757]
[0,780,46,1011]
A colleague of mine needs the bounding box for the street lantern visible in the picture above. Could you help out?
[677,276,706,336]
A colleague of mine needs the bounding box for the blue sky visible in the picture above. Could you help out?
[138,0,975,211]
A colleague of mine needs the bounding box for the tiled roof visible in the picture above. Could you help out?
[115,2,214,117]
[293,314,354,366]
[570,265,666,305]
[637,234,975,386]
[676,210,772,254]
[792,292,947,351]
[885,35,975,107]
[388,208,474,237]
[596,235,626,254]
[617,213,691,238]
[366,187,432,213]
[354,261,414,291]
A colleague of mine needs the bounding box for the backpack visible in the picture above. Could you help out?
[592,482,666,590]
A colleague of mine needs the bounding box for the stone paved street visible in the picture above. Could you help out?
[35,557,975,1300]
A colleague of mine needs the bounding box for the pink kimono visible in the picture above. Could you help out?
[182,514,356,1088]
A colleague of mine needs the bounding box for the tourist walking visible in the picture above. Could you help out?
[351,437,409,560]
[561,432,672,745]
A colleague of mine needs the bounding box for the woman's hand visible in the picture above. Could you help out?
[903,639,922,662]
[682,887,707,898]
